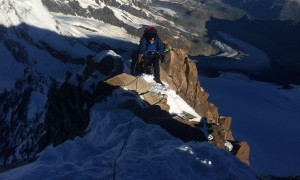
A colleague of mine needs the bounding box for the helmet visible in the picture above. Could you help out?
[144,26,158,41]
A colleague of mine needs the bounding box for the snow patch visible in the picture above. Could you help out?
[152,7,178,17]
[140,74,202,122]
[26,91,47,120]
[212,40,239,58]
[0,0,57,31]
[94,50,121,63]
[199,72,300,176]
[108,5,155,29]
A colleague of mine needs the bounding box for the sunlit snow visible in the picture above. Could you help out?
[141,74,202,122]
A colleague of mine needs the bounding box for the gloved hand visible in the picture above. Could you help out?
[138,54,143,63]
[161,55,165,63]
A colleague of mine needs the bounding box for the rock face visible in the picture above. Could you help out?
[159,48,250,164]
[105,73,206,142]
[160,48,219,122]
[0,69,52,164]
[43,83,90,146]
[232,141,250,165]
[43,51,123,147]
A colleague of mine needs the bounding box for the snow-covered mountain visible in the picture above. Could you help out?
[0,0,244,174]
[0,0,299,179]
[0,68,52,164]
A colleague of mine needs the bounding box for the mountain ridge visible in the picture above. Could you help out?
[1,0,300,178]
[0,48,256,179]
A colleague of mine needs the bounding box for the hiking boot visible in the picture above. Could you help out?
[154,79,163,84]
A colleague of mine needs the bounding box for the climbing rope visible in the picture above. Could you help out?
[112,116,134,180]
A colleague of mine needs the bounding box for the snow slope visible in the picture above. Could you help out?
[0,90,257,179]
[0,0,143,91]
[142,74,202,122]
[196,32,271,74]
[197,32,300,176]
[200,73,300,176]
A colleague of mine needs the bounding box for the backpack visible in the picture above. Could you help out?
[163,40,173,53]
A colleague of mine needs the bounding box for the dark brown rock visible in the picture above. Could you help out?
[160,49,219,123]
[44,83,90,146]
[222,116,235,141]
[232,141,250,165]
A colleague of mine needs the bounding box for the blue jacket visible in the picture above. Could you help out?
[139,37,165,58]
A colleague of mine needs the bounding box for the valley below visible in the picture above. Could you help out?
[192,31,300,176]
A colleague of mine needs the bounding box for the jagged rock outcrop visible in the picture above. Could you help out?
[104,73,206,142]
[231,141,250,165]
[109,48,249,163]
[43,82,90,146]
[159,48,250,164]
[160,48,219,122]
[43,51,123,146]
[43,48,249,164]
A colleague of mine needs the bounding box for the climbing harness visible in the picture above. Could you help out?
[133,50,162,76]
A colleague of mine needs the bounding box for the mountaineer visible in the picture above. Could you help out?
[137,26,165,84]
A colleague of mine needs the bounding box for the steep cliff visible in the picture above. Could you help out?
[159,48,250,164]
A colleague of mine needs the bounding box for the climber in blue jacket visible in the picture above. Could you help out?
[138,26,165,84]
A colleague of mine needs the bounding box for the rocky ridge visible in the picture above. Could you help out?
[0,0,253,170]
[0,46,249,170]
[43,48,250,164]
[159,48,250,164]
